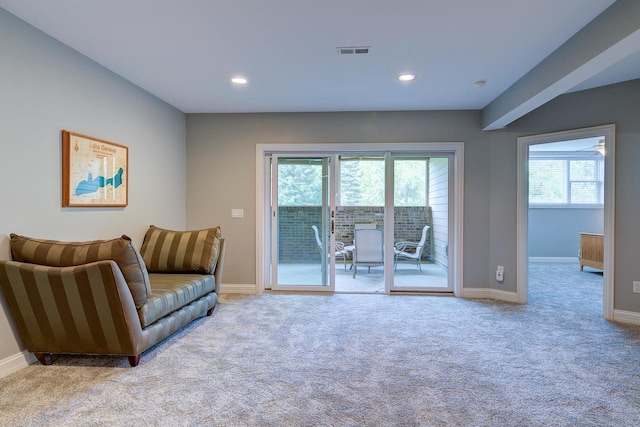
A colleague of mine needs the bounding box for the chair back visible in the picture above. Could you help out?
[311,225,322,249]
[355,223,376,230]
[416,225,430,256]
[354,229,384,263]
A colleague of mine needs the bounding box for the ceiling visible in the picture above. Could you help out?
[2,0,638,123]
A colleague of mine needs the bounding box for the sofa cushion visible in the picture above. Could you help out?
[9,233,151,308]
[139,273,216,328]
[140,225,221,274]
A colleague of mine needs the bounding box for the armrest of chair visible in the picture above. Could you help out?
[395,242,418,252]
[0,260,142,356]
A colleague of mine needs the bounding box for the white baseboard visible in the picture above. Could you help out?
[0,350,35,379]
[220,283,257,294]
[529,257,579,263]
[613,309,640,326]
[461,287,521,303]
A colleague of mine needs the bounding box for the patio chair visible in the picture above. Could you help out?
[312,225,348,271]
[394,225,430,272]
[352,228,384,278]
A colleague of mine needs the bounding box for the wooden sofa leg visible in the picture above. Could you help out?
[128,354,141,367]
[34,352,53,365]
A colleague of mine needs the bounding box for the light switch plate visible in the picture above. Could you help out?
[231,208,244,218]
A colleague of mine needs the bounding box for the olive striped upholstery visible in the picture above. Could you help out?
[139,274,215,327]
[0,260,140,356]
[135,291,218,355]
[10,234,151,308]
[140,226,222,274]
[0,235,225,365]
[0,260,220,359]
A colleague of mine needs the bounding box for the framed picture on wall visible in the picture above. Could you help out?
[62,130,128,207]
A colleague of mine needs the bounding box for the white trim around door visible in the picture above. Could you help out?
[256,142,465,296]
[516,124,615,318]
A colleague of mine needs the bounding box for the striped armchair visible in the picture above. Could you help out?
[0,227,225,367]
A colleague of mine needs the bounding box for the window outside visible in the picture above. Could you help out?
[529,156,603,206]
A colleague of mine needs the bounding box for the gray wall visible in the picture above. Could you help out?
[0,11,187,361]
[492,79,640,312]
[186,111,490,289]
[528,208,604,258]
[487,131,519,289]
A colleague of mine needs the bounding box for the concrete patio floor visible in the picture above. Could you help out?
[276,261,449,293]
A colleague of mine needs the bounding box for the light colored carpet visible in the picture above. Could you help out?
[1,263,639,426]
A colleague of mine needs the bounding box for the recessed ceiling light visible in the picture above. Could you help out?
[398,74,415,82]
[231,77,248,85]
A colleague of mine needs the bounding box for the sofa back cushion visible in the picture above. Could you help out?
[140,225,221,274]
[10,233,151,308]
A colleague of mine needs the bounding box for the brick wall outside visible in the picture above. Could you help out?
[278,206,432,262]
[278,206,323,262]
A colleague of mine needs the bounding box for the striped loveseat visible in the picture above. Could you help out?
[0,226,225,367]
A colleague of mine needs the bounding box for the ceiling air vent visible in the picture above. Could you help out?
[337,46,371,55]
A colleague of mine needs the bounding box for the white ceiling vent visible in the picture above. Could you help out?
[337,46,371,55]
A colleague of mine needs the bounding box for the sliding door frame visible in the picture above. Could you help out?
[256,142,464,296]
[387,153,455,293]
[270,154,338,291]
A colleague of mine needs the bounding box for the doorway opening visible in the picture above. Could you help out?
[517,125,615,318]
[256,143,464,295]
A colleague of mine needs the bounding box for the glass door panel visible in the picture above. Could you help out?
[271,156,336,291]
[335,154,386,293]
[391,156,452,292]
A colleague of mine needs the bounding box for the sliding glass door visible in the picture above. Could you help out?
[389,155,453,292]
[270,155,338,291]
[262,146,459,295]
[337,154,386,292]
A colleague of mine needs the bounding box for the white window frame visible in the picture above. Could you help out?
[528,151,604,208]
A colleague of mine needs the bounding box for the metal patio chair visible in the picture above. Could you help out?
[394,225,430,272]
[352,228,384,278]
[312,225,348,271]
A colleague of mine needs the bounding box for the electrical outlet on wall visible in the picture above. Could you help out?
[496,265,504,282]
